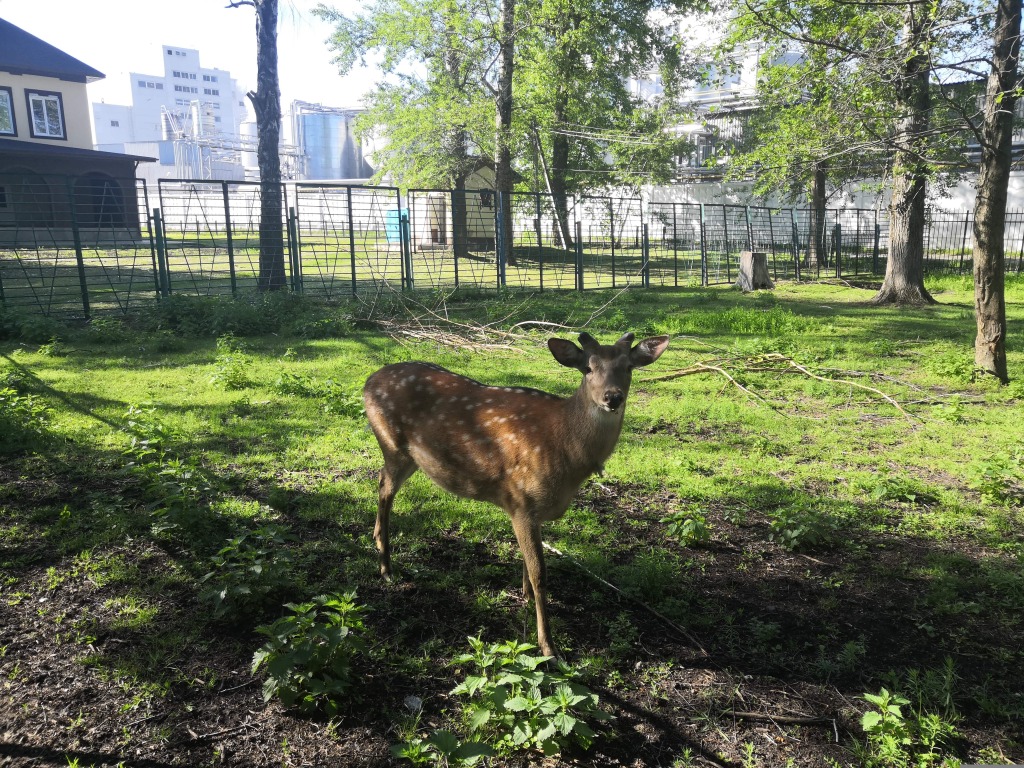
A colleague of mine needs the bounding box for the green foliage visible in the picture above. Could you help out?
[968,445,1024,505]
[767,505,841,552]
[252,592,368,717]
[199,525,294,620]
[418,637,614,759]
[140,292,341,338]
[661,508,711,546]
[271,372,365,418]
[858,686,960,768]
[0,387,50,455]
[122,404,219,541]
[210,335,253,390]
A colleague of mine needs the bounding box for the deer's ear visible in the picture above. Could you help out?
[548,338,587,370]
[630,335,670,367]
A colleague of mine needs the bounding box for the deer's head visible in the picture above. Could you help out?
[548,332,670,413]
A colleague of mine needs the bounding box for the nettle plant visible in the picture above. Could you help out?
[661,507,712,546]
[252,592,368,717]
[858,687,961,768]
[199,524,294,620]
[396,637,612,763]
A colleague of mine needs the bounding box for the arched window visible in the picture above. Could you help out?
[0,168,54,227]
[74,173,127,228]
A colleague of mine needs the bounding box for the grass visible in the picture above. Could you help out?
[1,276,1023,766]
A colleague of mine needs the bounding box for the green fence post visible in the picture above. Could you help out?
[496,191,507,289]
[66,176,91,320]
[744,205,754,251]
[221,181,237,297]
[153,208,169,297]
[873,217,881,275]
[609,199,616,287]
[575,221,584,291]
[287,206,302,293]
[534,193,544,292]
[641,223,650,288]
[834,222,842,279]
[789,208,801,281]
[347,188,357,296]
[401,211,414,292]
[699,204,709,286]
[671,203,679,287]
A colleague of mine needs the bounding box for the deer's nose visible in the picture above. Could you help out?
[603,390,624,410]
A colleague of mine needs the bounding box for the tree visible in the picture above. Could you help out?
[517,0,695,249]
[720,0,980,303]
[229,0,286,291]
[971,0,1021,383]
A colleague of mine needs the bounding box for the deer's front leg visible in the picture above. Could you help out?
[511,516,557,658]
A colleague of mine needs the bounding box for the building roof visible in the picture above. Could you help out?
[0,17,105,83]
[0,137,154,164]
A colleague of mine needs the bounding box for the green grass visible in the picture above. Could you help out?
[1,276,1023,765]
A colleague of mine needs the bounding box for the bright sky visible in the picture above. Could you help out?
[0,0,378,110]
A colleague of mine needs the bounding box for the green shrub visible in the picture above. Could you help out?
[968,445,1024,505]
[209,334,253,390]
[661,508,712,546]
[0,387,50,454]
[449,637,611,757]
[857,687,960,768]
[252,592,368,716]
[199,525,294,620]
[767,505,841,551]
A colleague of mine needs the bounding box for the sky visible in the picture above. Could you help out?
[0,0,378,111]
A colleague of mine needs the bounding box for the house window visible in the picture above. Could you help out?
[25,90,66,140]
[0,87,16,136]
[110,120,119,127]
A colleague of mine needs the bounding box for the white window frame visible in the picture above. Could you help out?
[26,90,66,140]
[0,87,16,136]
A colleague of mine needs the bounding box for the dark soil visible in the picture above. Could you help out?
[2,457,1022,768]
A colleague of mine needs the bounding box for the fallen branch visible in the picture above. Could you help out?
[724,709,835,726]
[646,353,917,423]
[542,541,710,658]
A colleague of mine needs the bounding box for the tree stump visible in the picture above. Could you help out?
[736,251,774,292]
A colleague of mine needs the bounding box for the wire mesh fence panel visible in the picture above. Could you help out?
[572,196,644,289]
[1007,211,1024,274]
[0,172,156,318]
[295,184,403,297]
[504,192,575,291]
[609,196,646,287]
[646,202,704,286]
[701,205,748,284]
[748,207,799,281]
[830,209,880,278]
[924,210,974,275]
[157,179,285,296]
[407,189,499,291]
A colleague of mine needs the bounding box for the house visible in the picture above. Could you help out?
[0,17,152,235]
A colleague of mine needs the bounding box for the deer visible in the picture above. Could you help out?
[362,331,670,657]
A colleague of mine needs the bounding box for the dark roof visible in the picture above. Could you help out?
[0,17,105,83]
[0,137,154,163]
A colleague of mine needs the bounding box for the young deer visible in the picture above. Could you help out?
[363,331,670,657]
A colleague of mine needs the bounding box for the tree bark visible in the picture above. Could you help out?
[808,161,827,273]
[873,4,934,305]
[494,0,516,266]
[249,0,286,291]
[972,0,1021,383]
[549,92,575,251]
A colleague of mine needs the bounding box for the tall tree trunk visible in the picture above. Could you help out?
[873,4,934,305]
[549,92,574,250]
[494,0,516,267]
[973,0,1021,383]
[808,161,827,273]
[452,169,469,263]
[248,0,285,291]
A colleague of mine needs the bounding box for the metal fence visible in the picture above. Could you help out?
[2,172,1023,319]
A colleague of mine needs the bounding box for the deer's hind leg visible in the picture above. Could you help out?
[374,450,416,580]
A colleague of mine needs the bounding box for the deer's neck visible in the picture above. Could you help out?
[559,387,625,473]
